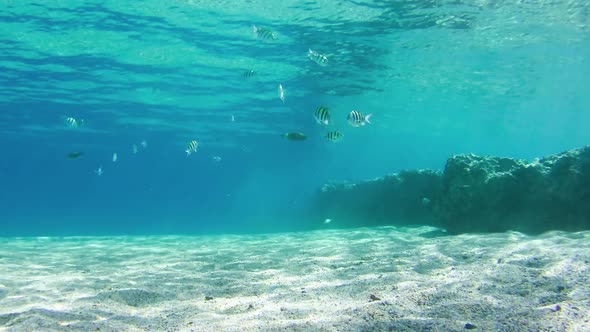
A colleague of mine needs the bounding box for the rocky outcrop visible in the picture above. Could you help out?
[310,170,442,228]
[436,146,590,233]
[310,145,590,234]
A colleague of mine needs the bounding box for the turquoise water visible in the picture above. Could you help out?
[1,1,589,234]
[2,2,590,330]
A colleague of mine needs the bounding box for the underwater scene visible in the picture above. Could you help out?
[1,0,590,331]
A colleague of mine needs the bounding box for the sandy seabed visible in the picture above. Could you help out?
[0,226,589,331]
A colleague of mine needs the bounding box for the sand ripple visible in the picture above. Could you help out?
[0,226,589,331]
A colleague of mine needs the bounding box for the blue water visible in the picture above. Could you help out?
[1,1,589,236]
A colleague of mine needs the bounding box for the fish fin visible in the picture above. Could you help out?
[365,113,373,124]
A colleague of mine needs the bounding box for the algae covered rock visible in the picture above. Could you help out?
[436,146,590,233]
[310,170,442,228]
[310,145,590,234]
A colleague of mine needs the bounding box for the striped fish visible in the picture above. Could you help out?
[186,140,198,156]
[242,69,256,79]
[325,131,343,142]
[308,49,328,66]
[252,25,276,40]
[347,110,373,127]
[314,106,331,125]
[65,116,79,128]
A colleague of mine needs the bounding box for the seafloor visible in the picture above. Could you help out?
[0,226,588,331]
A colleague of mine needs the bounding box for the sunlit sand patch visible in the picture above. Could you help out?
[0,227,589,331]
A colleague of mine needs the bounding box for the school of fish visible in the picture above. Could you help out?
[60,23,374,176]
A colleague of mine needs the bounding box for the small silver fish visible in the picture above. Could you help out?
[314,106,330,125]
[186,140,198,156]
[212,156,222,162]
[140,140,148,149]
[112,153,118,162]
[95,167,103,176]
[308,49,328,66]
[347,110,372,127]
[132,144,138,154]
[252,25,276,40]
[278,84,285,103]
[325,130,343,142]
[231,114,235,122]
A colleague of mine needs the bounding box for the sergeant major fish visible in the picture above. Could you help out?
[347,110,372,127]
[65,116,83,128]
[186,140,198,156]
[314,106,331,125]
[242,69,256,79]
[252,25,276,40]
[325,130,343,142]
[308,49,328,66]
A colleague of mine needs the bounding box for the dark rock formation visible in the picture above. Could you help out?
[310,145,590,234]
[310,170,442,228]
[437,146,590,233]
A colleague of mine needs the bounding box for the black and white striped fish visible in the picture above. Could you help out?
[314,106,331,125]
[325,130,343,142]
[186,140,198,156]
[308,49,328,66]
[242,69,256,79]
[252,25,276,40]
[347,110,373,127]
[65,116,83,128]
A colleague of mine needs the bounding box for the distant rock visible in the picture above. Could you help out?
[309,145,590,234]
[309,170,442,228]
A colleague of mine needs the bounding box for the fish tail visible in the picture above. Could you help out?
[365,113,373,124]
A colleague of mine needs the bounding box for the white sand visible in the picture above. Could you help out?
[0,226,589,331]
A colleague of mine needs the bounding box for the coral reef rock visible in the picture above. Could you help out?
[311,145,590,234]
[437,145,590,233]
[310,170,442,228]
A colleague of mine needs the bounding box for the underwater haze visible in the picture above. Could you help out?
[2,1,590,331]
[1,0,590,236]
